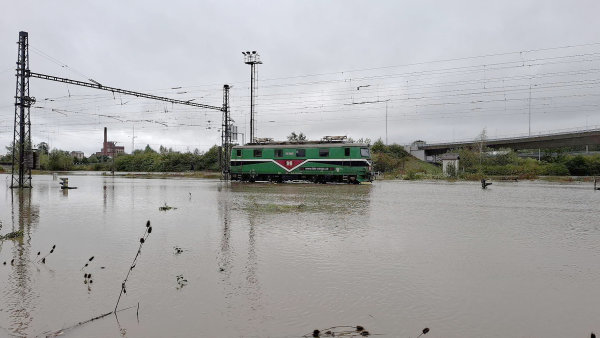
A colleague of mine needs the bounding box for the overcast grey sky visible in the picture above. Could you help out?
[2,0,599,155]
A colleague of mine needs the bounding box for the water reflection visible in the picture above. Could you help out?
[217,185,263,328]
[102,180,115,212]
[245,212,261,314]
[230,183,373,216]
[216,183,374,328]
[4,190,39,337]
[217,189,234,299]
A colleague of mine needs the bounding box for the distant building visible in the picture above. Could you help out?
[95,127,125,158]
[70,151,84,160]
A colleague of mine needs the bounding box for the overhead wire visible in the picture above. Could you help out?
[5,42,600,149]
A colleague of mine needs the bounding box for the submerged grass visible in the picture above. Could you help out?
[245,202,307,213]
[0,230,24,240]
[121,171,221,179]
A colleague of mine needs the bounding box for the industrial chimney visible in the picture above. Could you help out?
[103,127,108,155]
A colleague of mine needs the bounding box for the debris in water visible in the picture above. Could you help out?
[176,274,188,289]
[174,246,184,255]
[159,203,177,211]
[305,326,375,337]
[42,305,137,337]
[481,178,492,189]
[37,244,56,263]
[42,221,150,337]
[417,327,430,337]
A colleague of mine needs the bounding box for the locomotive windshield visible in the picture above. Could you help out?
[360,148,370,157]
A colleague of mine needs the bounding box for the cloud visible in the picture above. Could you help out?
[1,0,599,155]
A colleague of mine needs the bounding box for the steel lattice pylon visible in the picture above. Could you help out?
[11,31,34,189]
[221,84,231,180]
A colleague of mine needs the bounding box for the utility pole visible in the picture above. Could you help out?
[243,51,262,143]
[11,31,34,189]
[528,84,531,136]
[385,101,388,145]
[221,84,231,180]
[131,125,136,153]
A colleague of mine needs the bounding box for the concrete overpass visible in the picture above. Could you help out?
[407,127,600,161]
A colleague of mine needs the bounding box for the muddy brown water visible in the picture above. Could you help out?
[0,174,599,337]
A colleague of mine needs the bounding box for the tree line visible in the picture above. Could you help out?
[1,143,221,172]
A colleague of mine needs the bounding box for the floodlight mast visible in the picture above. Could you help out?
[243,51,262,143]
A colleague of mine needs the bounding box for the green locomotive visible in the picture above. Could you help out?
[229,139,372,183]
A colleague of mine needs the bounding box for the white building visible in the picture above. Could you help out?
[70,151,84,161]
[440,153,460,176]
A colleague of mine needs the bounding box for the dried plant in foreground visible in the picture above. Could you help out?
[114,220,152,312]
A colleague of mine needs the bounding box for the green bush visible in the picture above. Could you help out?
[565,155,587,176]
[48,150,74,171]
[540,163,570,176]
[371,139,409,173]
[404,170,420,180]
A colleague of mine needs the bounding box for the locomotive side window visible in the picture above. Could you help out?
[319,148,329,157]
[360,148,370,157]
[296,149,305,157]
[236,149,242,157]
[254,149,262,157]
[344,147,350,156]
[275,149,283,157]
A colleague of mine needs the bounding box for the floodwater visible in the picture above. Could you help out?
[0,174,599,338]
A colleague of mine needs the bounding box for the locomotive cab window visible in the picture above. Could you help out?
[275,149,283,157]
[319,148,329,157]
[236,149,242,157]
[344,147,350,156]
[253,149,262,157]
[360,148,370,157]
[296,149,305,157]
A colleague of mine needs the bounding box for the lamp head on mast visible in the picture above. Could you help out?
[243,50,262,65]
